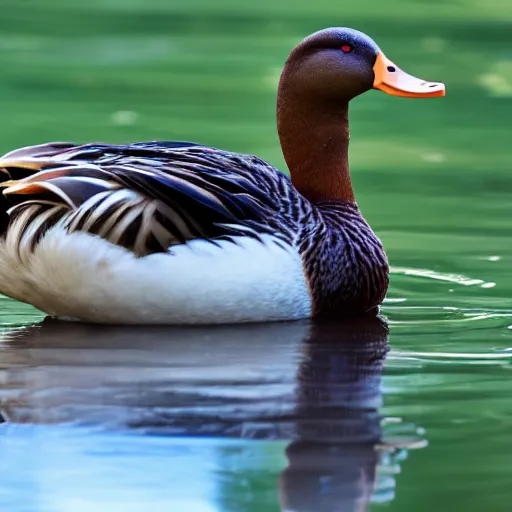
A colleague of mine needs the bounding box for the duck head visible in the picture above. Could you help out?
[280,27,444,102]
[277,27,445,202]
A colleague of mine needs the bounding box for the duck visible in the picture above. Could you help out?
[0,28,444,325]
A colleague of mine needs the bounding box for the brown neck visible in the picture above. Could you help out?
[277,83,355,203]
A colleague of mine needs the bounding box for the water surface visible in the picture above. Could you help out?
[0,1,511,511]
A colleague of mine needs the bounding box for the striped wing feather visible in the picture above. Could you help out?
[0,142,291,256]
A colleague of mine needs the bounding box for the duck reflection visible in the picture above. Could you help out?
[279,318,422,512]
[0,315,425,509]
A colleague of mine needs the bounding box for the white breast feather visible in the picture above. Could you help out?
[0,227,312,324]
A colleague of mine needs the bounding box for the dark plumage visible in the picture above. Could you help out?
[1,142,292,249]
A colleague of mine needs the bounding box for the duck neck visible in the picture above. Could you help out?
[277,89,355,204]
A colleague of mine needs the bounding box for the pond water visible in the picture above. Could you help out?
[0,1,511,511]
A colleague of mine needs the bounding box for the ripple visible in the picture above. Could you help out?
[390,266,496,288]
[384,306,512,325]
[389,350,512,361]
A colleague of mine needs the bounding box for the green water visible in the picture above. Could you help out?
[0,1,511,511]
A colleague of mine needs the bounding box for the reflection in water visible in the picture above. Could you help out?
[279,319,424,511]
[0,317,425,510]
[280,320,386,512]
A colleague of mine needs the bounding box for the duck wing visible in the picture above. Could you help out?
[0,142,296,257]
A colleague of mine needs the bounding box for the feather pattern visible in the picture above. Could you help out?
[0,140,389,317]
[0,142,296,255]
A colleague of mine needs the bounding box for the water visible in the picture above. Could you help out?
[0,1,511,510]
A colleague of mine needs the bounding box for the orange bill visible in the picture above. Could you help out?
[373,52,445,98]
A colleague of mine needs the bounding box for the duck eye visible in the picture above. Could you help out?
[341,45,353,53]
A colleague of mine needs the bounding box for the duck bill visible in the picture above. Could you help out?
[373,52,445,98]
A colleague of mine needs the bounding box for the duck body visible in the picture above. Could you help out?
[0,141,388,324]
[0,27,444,324]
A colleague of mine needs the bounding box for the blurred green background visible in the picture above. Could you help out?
[0,0,511,511]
